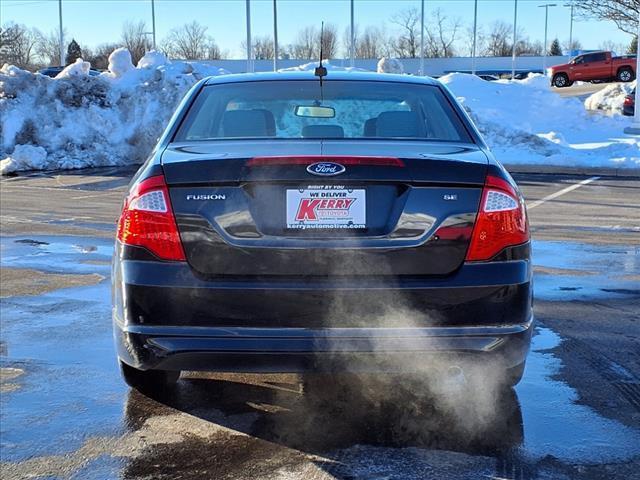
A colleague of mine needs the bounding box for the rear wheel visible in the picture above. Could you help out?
[552,73,571,88]
[617,67,635,82]
[119,360,180,395]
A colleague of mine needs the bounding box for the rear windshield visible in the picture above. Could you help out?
[174,80,473,143]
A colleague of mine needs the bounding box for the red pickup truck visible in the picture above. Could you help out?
[550,51,636,88]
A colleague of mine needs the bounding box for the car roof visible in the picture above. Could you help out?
[203,70,441,86]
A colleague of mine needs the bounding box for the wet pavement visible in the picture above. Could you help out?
[1,171,639,479]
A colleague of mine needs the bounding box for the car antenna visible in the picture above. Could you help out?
[314,21,327,86]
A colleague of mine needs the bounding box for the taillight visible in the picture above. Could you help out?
[624,95,633,106]
[465,175,529,261]
[116,174,186,261]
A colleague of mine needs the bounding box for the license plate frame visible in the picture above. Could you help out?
[286,187,366,230]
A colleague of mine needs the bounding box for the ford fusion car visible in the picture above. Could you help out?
[113,71,532,394]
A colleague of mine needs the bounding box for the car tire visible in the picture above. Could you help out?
[552,73,570,88]
[617,67,635,83]
[119,360,180,395]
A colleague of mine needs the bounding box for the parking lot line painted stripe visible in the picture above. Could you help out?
[527,176,600,210]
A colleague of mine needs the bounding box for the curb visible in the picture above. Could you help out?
[503,164,640,178]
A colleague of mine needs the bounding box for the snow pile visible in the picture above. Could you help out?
[441,73,640,168]
[56,58,92,79]
[377,57,404,74]
[2,54,639,174]
[584,81,635,113]
[0,49,230,174]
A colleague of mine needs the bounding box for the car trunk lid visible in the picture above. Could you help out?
[162,140,487,277]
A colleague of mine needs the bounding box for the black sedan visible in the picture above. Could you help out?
[623,88,635,116]
[113,71,533,395]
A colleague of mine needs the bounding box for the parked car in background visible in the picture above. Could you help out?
[623,88,636,116]
[549,51,636,88]
[37,66,101,78]
[112,71,533,396]
[477,74,499,82]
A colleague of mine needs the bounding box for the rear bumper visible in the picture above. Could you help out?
[115,319,534,373]
[113,250,533,373]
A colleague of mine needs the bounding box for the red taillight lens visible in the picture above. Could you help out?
[116,175,186,261]
[465,175,529,261]
[624,96,633,106]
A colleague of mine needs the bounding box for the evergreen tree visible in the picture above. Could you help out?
[628,36,638,55]
[65,39,82,65]
[549,38,563,56]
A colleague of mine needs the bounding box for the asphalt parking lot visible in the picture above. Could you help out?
[0,168,639,480]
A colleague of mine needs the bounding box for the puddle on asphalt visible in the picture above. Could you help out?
[1,236,125,462]
[0,235,639,476]
[516,328,640,463]
[1,236,113,276]
[533,240,640,300]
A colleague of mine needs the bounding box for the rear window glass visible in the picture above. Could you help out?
[174,80,473,143]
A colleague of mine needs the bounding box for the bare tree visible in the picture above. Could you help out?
[289,26,318,59]
[206,42,222,60]
[242,35,274,60]
[574,0,639,36]
[483,21,512,57]
[85,43,119,70]
[121,21,152,64]
[354,26,383,58]
[598,39,627,54]
[162,21,221,60]
[562,38,582,55]
[515,37,543,56]
[35,28,67,66]
[424,8,461,58]
[286,24,338,59]
[390,7,420,58]
[320,23,339,59]
[0,23,40,69]
[462,24,487,57]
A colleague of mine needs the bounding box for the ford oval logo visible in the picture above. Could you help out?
[306,162,346,176]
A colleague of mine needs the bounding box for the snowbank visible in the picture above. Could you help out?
[2,55,639,174]
[441,73,639,168]
[377,58,404,74]
[56,58,92,79]
[584,81,635,113]
[0,49,229,174]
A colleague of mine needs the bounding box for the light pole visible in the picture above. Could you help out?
[511,0,518,79]
[150,0,156,49]
[471,0,478,75]
[539,3,557,73]
[420,0,425,75]
[350,0,355,67]
[563,2,574,56]
[273,0,278,71]
[246,0,253,72]
[58,0,64,66]
[624,10,640,135]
